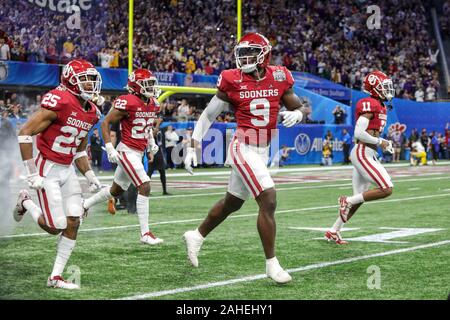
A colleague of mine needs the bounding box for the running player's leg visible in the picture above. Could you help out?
[118,150,162,244]
[183,169,246,268]
[229,140,291,283]
[340,144,393,222]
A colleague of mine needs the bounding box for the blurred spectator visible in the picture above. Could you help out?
[332,106,346,124]
[98,48,114,68]
[410,139,427,166]
[321,139,333,166]
[341,128,351,164]
[425,85,436,101]
[420,129,430,153]
[409,128,419,146]
[177,99,191,121]
[9,104,24,119]
[430,131,440,165]
[414,87,425,102]
[90,128,103,172]
[0,37,10,60]
[164,124,179,169]
[270,145,293,168]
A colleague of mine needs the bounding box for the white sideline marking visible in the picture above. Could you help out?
[92,161,450,180]
[125,176,450,200]
[118,239,450,300]
[2,193,450,239]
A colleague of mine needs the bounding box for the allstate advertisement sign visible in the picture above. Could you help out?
[280,125,353,164]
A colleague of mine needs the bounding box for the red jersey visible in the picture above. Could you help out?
[217,65,294,146]
[355,97,387,133]
[37,88,100,165]
[113,94,160,152]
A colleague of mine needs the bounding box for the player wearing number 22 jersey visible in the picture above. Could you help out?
[82,68,164,246]
[183,33,310,284]
[325,70,395,245]
[14,59,104,289]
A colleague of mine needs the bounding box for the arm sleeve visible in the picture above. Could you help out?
[192,95,229,142]
[354,116,380,145]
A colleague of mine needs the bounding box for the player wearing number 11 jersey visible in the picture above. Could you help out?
[13,59,104,289]
[82,68,163,245]
[183,33,310,284]
[325,70,395,244]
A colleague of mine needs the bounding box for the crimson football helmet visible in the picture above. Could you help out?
[61,59,102,101]
[363,70,394,101]
[126,69,161,98]
[234,33,272,73]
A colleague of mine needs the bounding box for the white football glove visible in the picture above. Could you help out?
[148,140,159,155]
[385,140,395,155]
[27,173,44,190]
[105,142,120,164]
[92,94,105,107]
[280,109,303,127]
[85,170,102,193]
[379,138,394,155]
[184,147,198,175]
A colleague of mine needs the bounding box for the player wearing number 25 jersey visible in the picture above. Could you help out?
[325,70,395,245]
[183,33,310,284]
[14,59,104,289]
[82,68,163,246]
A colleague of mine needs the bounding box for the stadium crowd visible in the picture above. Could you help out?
[0,0,445,101]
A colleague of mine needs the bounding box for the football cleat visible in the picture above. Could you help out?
[183,230,204,267]
[13,189,31,222]
[47,276,79,290]
[325,230,349,245]
[338,196,352,223]
[140,231,164,245]
[266,264,292,284]
[107,197,116,215]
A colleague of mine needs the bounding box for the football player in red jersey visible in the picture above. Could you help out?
[183,33,309,284]
[13,59,104,289]
[81,68,163,245]
[325,70,395,244]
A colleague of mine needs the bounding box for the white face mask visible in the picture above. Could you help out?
[379,79,395,101]
[72,70,102,101]
[234,45,266,73]
[139,78,161,98]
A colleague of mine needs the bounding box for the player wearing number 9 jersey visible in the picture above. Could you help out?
[325,70,395,245]
[82,68,164,246]
[183,33,310,284]
[13,59,104,289]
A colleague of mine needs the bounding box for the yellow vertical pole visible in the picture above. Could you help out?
[128,0,134,74]
[237,0,242,41]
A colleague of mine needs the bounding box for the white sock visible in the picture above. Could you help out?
[331,216,345,232]
[23,199,43,224]
[266,256,281,270]
[83,187,112,209]
[194,228,205,241]
[50,235,76,278]
[137,194,149,236]
[347,193,365,205]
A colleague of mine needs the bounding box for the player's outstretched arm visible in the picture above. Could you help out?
[280,88,311,127]
[101,108,127,163]
[184,91,230,174]
[74,136,102,192]
[18,108,57,189]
